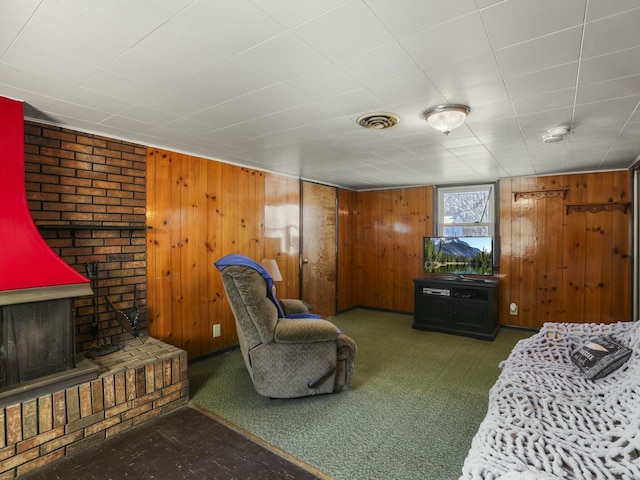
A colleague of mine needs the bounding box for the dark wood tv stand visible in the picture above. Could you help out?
[413,275,499,340]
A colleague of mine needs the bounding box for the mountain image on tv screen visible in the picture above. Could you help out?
[423,236,493,276]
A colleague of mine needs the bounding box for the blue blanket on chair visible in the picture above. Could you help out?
[215,254,321,320]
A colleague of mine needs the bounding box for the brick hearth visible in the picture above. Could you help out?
[0,338,188,479]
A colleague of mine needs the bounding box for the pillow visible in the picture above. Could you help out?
[571,335,632,380]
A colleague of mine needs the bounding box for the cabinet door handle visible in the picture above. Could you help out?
[302,258,310,264]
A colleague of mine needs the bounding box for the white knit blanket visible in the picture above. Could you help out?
[460,321,640,480]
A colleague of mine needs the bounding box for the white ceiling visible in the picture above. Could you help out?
[2,1,640,190]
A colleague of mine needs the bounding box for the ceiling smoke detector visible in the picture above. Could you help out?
[356,112,400,129]
[542,126,570,143]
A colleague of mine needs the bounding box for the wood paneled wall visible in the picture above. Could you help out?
[146,145,632,357]
[337,186,434,312]
[499,171,632,328]
[146,149,300,357]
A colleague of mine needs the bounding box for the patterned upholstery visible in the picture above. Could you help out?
[461,321,640,479]
[219,265,356,398]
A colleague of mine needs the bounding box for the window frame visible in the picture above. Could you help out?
[435,183,497,238]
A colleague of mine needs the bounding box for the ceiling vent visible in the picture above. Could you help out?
[543,126,570,143]
[356,112,400,129]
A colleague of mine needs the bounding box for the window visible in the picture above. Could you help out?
[436,184,495,237]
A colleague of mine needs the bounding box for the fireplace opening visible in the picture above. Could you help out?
[0,298,74,389]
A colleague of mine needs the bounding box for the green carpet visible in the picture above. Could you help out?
[189,309,533,480]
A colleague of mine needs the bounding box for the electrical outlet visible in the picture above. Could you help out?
[213,324,221,337]
[509,303,518,316]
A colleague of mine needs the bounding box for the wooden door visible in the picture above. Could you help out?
[301,181,337,318]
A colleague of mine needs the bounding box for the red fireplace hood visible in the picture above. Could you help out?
[0,96,92,305]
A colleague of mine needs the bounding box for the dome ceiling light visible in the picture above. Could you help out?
[423,104,470,135]
[356,112,400,129]
[542,126,570,143]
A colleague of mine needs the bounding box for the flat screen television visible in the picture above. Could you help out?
[423,236,493,276]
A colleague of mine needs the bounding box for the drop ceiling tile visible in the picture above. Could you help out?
[425,53,503,93]
[621,121,640,135]
[12,9,127,68]
[98,115,155,132]
[104,50,186,90]
[517,107,574,132]
[512,88,576,116]
[477,0,504,8]
[567,150,609,162]
[292,0,395,62]
[574,97,640,119]
[215,82,312,120]
[365,0,477,38]
[39,0,194,46]
[603,150,639,166]
[252,107,312,132]
[264,102,339,127]
[0,0,40,55]
[133,26,233,75]
[579,47,640,85]
[59,87,130,116]
[337,42,420,87]
[287,64,361,100]
[482,0,585,50]
[464,101,515,124]
[582,8,640,58]
[320,88,385,118]
[144,125,207,144]
[438,137,483,150]
[442,79,511,107]
[586,1,640,21]
[3,40,98,85]
[570,128,620,146]
[610,137,640,152]
[163,118,218,138]
[506,63,579,99]
[239,32,330,80]
[469,164,509,179]
[449,144,491,157]
[310,116,363,136]
[400,13,493,69]
[485,144,530,159]
[565,156,604,170]
[168,0,285,54]
[80,71,158,104]
[367,72,443,106]
[218,120,276,139]
[576,75,640,105]
[249,0,348,28]
[373,147,421,164]
[0,61,75,99]
[167,57,280,106]
[137,92,204,117]
[500,158,537,176]
[119,104,177,126]
[524,140,570,156]
[31,111,97,132]
[473,123,525,142]
[42,100,112,124]
[495,27,582,77]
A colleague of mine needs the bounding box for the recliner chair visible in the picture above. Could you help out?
[216,256,356,399]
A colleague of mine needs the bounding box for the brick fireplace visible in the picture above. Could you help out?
[0,338,188,478]
[0,96,189,477]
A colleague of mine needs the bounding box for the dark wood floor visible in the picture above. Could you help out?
[22,405,325,480]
